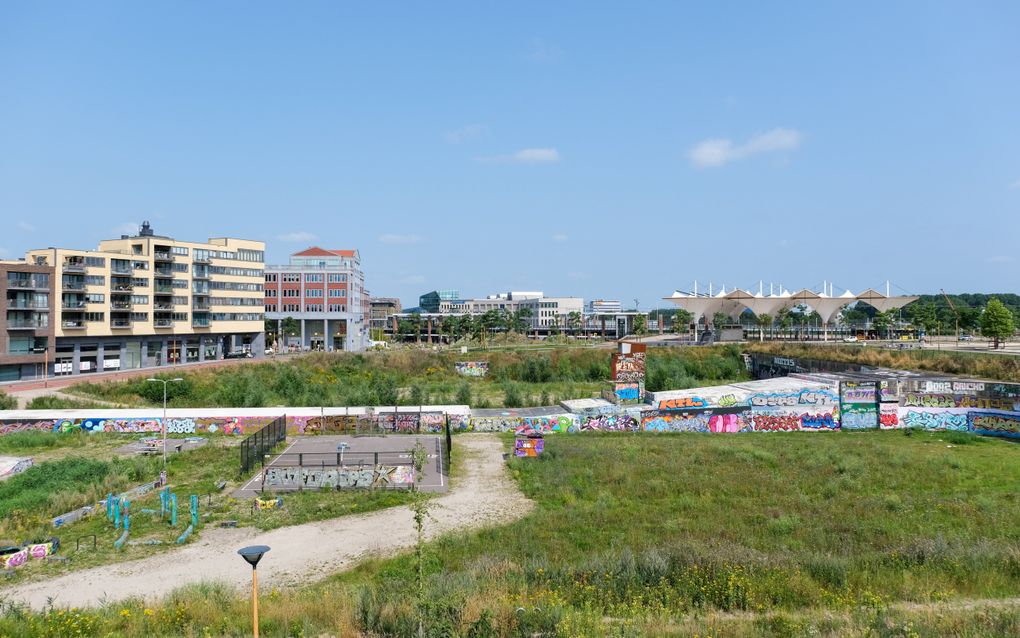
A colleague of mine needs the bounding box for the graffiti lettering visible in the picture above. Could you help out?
[659,397,708,410]
[752,414,801,432]
[455,361,489,377]
[968,413,1020,435]
[717,394,739,407]
[800,413,838,430]
[901,410,968,431]
[263,465,414,490]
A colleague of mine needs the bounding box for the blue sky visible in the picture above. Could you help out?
[2,2,1019,309]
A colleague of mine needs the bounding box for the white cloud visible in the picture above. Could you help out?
[111,222,140,236]
[445,124,486,144]
[277,231,317,243]
[689,128,802,168]
[476,148,561,164]
[399,274,426,285]
[527,38,562,62]
[552,233,569,242]
[1009,179,1020,190]
[986,255,1015,264]
[379,234,425,245]
[18,221,35,232]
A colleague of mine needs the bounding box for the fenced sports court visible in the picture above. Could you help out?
[235,434,447,498]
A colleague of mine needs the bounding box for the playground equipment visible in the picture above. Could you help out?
[108,486,200,549]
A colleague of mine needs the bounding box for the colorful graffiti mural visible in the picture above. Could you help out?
[1,539,58,568]
[455,361,489,377]
[643,408,752,433]
[658,397,709,410]
[578,414,639,432]
[263,465,415,489]
[514,436,544,458]
[899,409,969,431]
[614,383,642,402]
[967,412,1020,437]
[903,393,1017,411]
[612,352,646,383]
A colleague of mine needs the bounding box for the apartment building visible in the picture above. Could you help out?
[25,222,265,376]
[264,247,368,351]
[369,297,401,334]
[1,260,55,382]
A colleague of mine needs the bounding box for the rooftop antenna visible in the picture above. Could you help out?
[886,280,890,297]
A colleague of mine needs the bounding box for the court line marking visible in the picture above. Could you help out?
[240,439,297,491]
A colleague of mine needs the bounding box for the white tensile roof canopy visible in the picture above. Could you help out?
[663,285,918,326]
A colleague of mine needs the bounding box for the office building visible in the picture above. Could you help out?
[264,247,368,351]
[24,222,265,377]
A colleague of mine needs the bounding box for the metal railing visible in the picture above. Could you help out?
[154,252,173,261]
[154,319,174,328]
[7,279,48,289]
[240,416,287,474]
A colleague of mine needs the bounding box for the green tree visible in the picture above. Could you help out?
[672,309,693,334]
[981,298,1015,348]
[455,382,472,405]
[281,316,300,337]
[756,313,773,341]
[567,311,582,334]
[872,310,895,338]
[908,302,938,334]
[633,314,648,335]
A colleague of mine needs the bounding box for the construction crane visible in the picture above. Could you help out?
[941,289,960,341]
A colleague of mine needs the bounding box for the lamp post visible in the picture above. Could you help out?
[146,377,183,468]
[238,545,271,638]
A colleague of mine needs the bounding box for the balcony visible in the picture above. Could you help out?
[193,303,210,311]
[111,300,133,310]
[154,319,174,328]
[111,319,132,328]
[111,283,134,292]
[6,319,45,330]
[62,281,86,292]
[193,256,211,264]
[62,320,85,329]
[5,300,48,311]
[192,319,211,328]
[154,286,174,295]
[153,303,175,311]
[154,267,173,277]
[154,251,173,262]
[7,278,46,290]
[61,301,86,310]
[192,270,210,280]
[111,266,133,276]
[63,261,86,273]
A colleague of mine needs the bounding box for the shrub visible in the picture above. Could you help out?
[0,390,17,410]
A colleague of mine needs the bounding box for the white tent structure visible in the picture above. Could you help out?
[663,283,919,342]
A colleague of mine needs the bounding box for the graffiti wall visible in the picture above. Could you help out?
[747,387,841,432]
[514,437,544,457]
[455,361,489,377]
[840,381,878,430]
[263,465,415,490]
[612,352,646,384]
[642,407,753,433]
[0,456,33,479]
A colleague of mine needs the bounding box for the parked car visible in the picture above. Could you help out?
[959,334,975,341]
[842,335,858,342]
[225,350,253,359]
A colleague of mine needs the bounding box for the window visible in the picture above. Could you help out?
[282,273,300,283]
[283,289,300,297]
[236,249,263,262]
[265,273,277,283]
[193,249,210,262]
[305,273,323,283]
[306,289,323,298]
[328,288,345,298]
[265,289,277,297]
[132,277,149,287]
[209,266,263,277]
[85,312,105,322]
[173,279,189,289]
[305,304,323,312]
[132,295,149,304]
[171,246,189,256]
[85,275,105,286]
[173,262,188,273]
[130,312,148,321]
[133,261,149,270]
[209,281,262,292]
[327,273,347,283]
[85,257,106,267]
[172,296,188,305]
[265,304,277,312]
[210,297,262,306]
[86,294,105,303]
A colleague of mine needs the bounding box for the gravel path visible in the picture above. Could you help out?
[0,434,531,610]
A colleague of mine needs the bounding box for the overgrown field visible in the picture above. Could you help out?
[747,342,1020,382]
[0,432,416,580]
[66,346,749,409]
[4,430,1019,637]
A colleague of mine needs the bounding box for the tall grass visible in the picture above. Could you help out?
[67,346,751,408]
[747,342,1020,381]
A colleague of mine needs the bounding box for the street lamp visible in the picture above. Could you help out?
[146,377,183,468]
[238,545,271,638]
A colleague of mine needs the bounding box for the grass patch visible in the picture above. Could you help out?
[3,430,1020,636]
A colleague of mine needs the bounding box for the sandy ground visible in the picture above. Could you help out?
[0,434,532,610]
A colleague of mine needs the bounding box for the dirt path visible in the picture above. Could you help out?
[0,434,532,610]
